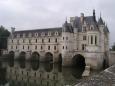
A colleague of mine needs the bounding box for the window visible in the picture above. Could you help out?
[12,40,13,43]
[36,39,37,43]
[48,46,50,50]
[41,46,43,50]
[55,38,57,42]
[83,36,86,40]
[91,35,93,44]
[82,44,85,50]
[28,46,29,50]
[55,31,58,36]
[48,32,51,36]
[35,45,37,50]
[16,46,17,49]
[95,36,97,45]
[23,45,24,49]
[54,46,56,50]
[48,38,50,43]
[42,39,44,43]
[63,37,64,40]
[35,33,38,37]
[63,46,64,49]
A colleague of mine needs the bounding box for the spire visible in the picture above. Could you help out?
[98,12,104,25]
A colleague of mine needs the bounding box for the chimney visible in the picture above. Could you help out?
[80,13,84,23]
[93,9,96,21]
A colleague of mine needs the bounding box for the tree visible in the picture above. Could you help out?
[0,25,10,49]
[111,43,115,51]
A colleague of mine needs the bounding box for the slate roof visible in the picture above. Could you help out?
[98,17,104,25]
[73,16,98,32]
[62,21,73,33]
[13,27,62,37]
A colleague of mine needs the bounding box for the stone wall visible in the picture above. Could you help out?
[75,64,115,86]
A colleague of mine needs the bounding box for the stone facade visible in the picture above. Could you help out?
[7,10,109,69]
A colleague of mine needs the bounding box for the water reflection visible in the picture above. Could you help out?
[0,60,88,86]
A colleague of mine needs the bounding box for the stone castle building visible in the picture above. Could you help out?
[7,10,109,69]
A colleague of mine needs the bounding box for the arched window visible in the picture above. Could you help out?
[35,33,38,37]
[35,45,37,50]
[55,38,57,42]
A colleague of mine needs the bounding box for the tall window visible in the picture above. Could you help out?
[95,36,97,45]
[63,46,64,49]
[41,46,43,50]
[42,39,44,43]
[83,36,86,40]
[55,38,57,43]
[35,45,37,50]
[12,39,13,43]
[82,44,85,50]
[66,37,68,40]
[23,45,24,49]
[16,46,17,49]
[36,39,37,43]
[63,37,64,40]
[54,46,56,50]
[91,35,93,44]
[48,38,50,43]
[48,46,50,50]
[28,46,29,50]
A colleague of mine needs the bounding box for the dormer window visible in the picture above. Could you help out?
[41,32,45,36]
[55,31,58,36]
[90,26,94,30]
[35,33,38,37]
[48,32,51,36]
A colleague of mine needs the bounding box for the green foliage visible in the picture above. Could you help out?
[0,25,10,49]
[111,43,115,51]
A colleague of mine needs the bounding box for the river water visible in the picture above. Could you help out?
[0,60,101,86]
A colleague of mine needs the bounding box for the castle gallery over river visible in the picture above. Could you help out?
[7,10,109,69]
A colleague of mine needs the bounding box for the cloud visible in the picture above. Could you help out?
[0,0,115,45]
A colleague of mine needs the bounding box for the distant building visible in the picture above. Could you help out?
[7,10,109,69]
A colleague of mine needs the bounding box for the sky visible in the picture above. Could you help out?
[0,0,115,46]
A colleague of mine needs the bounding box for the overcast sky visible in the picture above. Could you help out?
[0,0,115,45]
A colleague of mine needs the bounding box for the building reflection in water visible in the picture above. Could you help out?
[0,59,85,86]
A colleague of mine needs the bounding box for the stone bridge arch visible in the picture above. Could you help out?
[31,52,40,61]
[19,51,26,61]
[9,51,15,60]
[72,54,86,68]
[45,52,53,62]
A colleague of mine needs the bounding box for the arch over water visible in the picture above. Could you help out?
[72,54,86,68]
[45,52,53,62]
[19,51,26,61]
[31,52,40,61]
[58,54,62,64]
[9,51,15,60]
